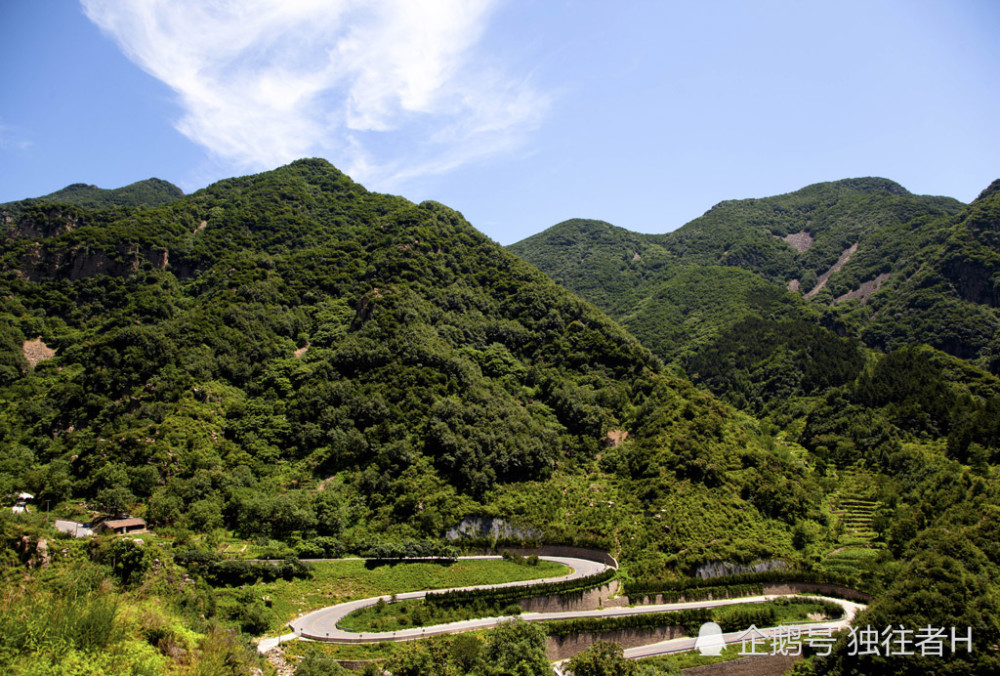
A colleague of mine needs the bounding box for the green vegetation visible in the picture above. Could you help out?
[509,176,1000,675]
[545,598,841,638]
[337,596,515,632]
[2,162,999,674]
[426,567,615,609]
[0,158,819,576]
[510,177,1000,378]
[212,557,569,633]
[568,641,655,676]
[639,639,783,673]
[0,513,260,676]
[2,178,183,211]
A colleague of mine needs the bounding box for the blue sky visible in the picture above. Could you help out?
[1,1,998,244]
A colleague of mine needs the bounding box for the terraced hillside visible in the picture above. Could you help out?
[822,472,885,578]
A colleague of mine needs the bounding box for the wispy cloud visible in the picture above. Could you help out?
[0,121,32,151]
[81,0,548,187]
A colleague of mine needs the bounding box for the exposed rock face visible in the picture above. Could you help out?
[942,256,1000,307]
[17,242,170,281]
[2,206,81,241]
[694,558,786,579]
[781,230,814,252]
[16,536,51,568]
[22,337,56,368]
[35,539,50,568]
[804,242,858,299]
[445,516,538,541]
[835,272,890,304]
[605,429,629,447]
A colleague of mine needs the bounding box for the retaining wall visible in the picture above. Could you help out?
[485,545,618,569]
[761,582,870,602]
[629,581,870,605]
[519,579,628,613]
[546,625,685,661]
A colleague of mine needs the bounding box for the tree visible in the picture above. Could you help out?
[387,642,436,676]
[566,642,636,676]
[95,485,134,516]
[187,498,224,531]
[451,633,483,673]
[294,652,349,675]
[96,537,150,586]
[480,620,550,676]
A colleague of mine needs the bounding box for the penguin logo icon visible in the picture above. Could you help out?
[694,621,725,656]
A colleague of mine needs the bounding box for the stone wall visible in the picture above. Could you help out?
[546,625,685,661]
[519,580,627,613]
[629,581,870,605]
[761,582,870,602]
[502,545,618,568]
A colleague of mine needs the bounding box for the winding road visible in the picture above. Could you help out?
[258,554,866,668]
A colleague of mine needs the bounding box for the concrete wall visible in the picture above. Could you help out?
[629,582,870,605]
[498,545,618,569]
[761,582,871,602]
[628,587,753,605]
[519,580,627,613]
[336,659,378,671]
[546,625,685,661]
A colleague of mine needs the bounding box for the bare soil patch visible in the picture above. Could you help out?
[22,337,55,368]
[805,242,858,299]
[780,230,814,252]
[835,272,890,304]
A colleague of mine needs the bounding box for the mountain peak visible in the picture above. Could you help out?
[975,179,1000,202]
[6,178,184,210]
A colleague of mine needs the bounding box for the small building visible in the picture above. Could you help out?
[94,517,147,535]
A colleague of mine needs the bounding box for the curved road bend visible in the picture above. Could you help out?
[278,555,609,647]
[262,555,866,663]
[549,596,865,675]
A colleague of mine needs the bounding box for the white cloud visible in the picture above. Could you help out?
[81,0,548,188]
[0,121,32,151]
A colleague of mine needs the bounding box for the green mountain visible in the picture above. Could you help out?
[510,179,1000,396]
[2,162,999,675]
[508,178,1000,674]
[0,158,808,570]
[2,177,183,211]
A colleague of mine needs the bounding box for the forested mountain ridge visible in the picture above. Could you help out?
[2,161,999,675]
[510,177,1000,375]
[0,158,807,571]
[506,178,1000,674]
[1,177,183,212]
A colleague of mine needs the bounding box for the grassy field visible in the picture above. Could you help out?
[640,639,782,672]
[338,596,525,632]
[216,558,568,634]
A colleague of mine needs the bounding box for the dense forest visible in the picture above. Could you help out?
[509,177,1000,674]
[1,162,998,675]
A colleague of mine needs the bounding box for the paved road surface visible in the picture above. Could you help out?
[288,555,609,642]
[261,554,866,671]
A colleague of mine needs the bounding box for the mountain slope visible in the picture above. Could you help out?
[0,159,809,573]
[2,177,183,211]
[511,178,1000,376]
